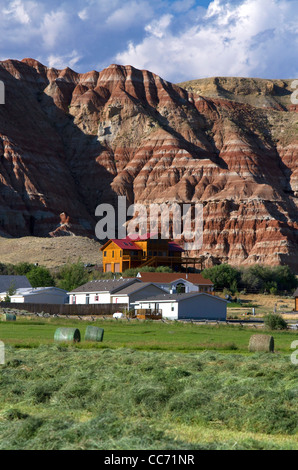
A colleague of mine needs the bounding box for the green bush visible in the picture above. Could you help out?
[26,266,55,288]
[202,264,240,293]
[264,314,288,330]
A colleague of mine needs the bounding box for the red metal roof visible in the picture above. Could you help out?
[111,239,142,250]
[101,235,184,252]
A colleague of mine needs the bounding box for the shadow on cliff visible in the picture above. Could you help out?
[0,62,120,239]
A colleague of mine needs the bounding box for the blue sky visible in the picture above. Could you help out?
[0,0,297,82]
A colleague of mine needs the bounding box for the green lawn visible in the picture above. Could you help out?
[0,347,297,450]
[1,319,297,450]
[0,317,297,353]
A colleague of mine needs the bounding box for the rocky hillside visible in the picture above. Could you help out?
[0,59,297,269]
[0,237,102,269]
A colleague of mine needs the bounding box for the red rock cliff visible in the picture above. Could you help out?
[0,59,297,269]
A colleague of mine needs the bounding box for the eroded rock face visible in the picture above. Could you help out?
[0,59,297,269]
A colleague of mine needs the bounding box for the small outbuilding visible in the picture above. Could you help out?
[132,292,227,321]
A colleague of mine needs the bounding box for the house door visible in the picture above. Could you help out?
[86,295,90,305]
[114,263,121,273]
[105,264,112,273]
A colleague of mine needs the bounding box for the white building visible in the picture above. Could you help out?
[133,292,227,321]
[68,278,166,307]
[9,287,68,304]
[136,272,214,294]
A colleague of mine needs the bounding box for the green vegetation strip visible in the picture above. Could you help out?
[0,347,297,450]
[0,318,297,353]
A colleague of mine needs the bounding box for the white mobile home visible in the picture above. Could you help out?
[9,287,68,304]
[68,278,166,308]
[133,293,227,321]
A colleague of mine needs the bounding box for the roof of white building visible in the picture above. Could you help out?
[132,292,227,303]
[68,278,141,294]
[0,275,32,292]
[9,287,67,297]
[111,282,166,296]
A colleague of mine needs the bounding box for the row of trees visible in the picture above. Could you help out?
[0,261,297,295]
[0,261,88,292]
[201,264,298,295]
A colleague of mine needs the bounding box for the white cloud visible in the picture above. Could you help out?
[78,8,88,21]
[0,0,297,82]
[3,0,33,24]
[42,10,69,48]
[145,14,173,39]
[115,0,298,81]
[171,0,196,13]
[106,1,153,29]
[47,50,81,69]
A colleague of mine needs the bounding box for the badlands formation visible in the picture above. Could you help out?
[0,59,297,269]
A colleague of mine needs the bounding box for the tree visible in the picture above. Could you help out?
[56,261,89,292]
[3,282,16,303]
[14,262,34,276]
[202,264,240,292]
[26,266,55,288]
[240,265,298,293]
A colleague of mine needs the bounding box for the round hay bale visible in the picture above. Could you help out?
[2,314,16,322]
[249,334,274,353]
[54,328,81,343]
[85,326,104,342]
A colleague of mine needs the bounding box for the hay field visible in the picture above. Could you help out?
[0,347,297,450]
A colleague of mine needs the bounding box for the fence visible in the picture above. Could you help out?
[0,302,127,316]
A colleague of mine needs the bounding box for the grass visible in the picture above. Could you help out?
[0,317,297,353]
[0,347,297,450]
[224,293,296,317]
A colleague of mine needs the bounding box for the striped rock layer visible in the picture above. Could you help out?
[0,59,297,269]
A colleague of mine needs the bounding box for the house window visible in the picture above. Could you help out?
[112,251,115,258]
[171,304,175,312]
[95,294,99,302]
[104,252,107,257]
[120,252,123,258]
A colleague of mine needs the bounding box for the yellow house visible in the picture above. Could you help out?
[101,234,184,273]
